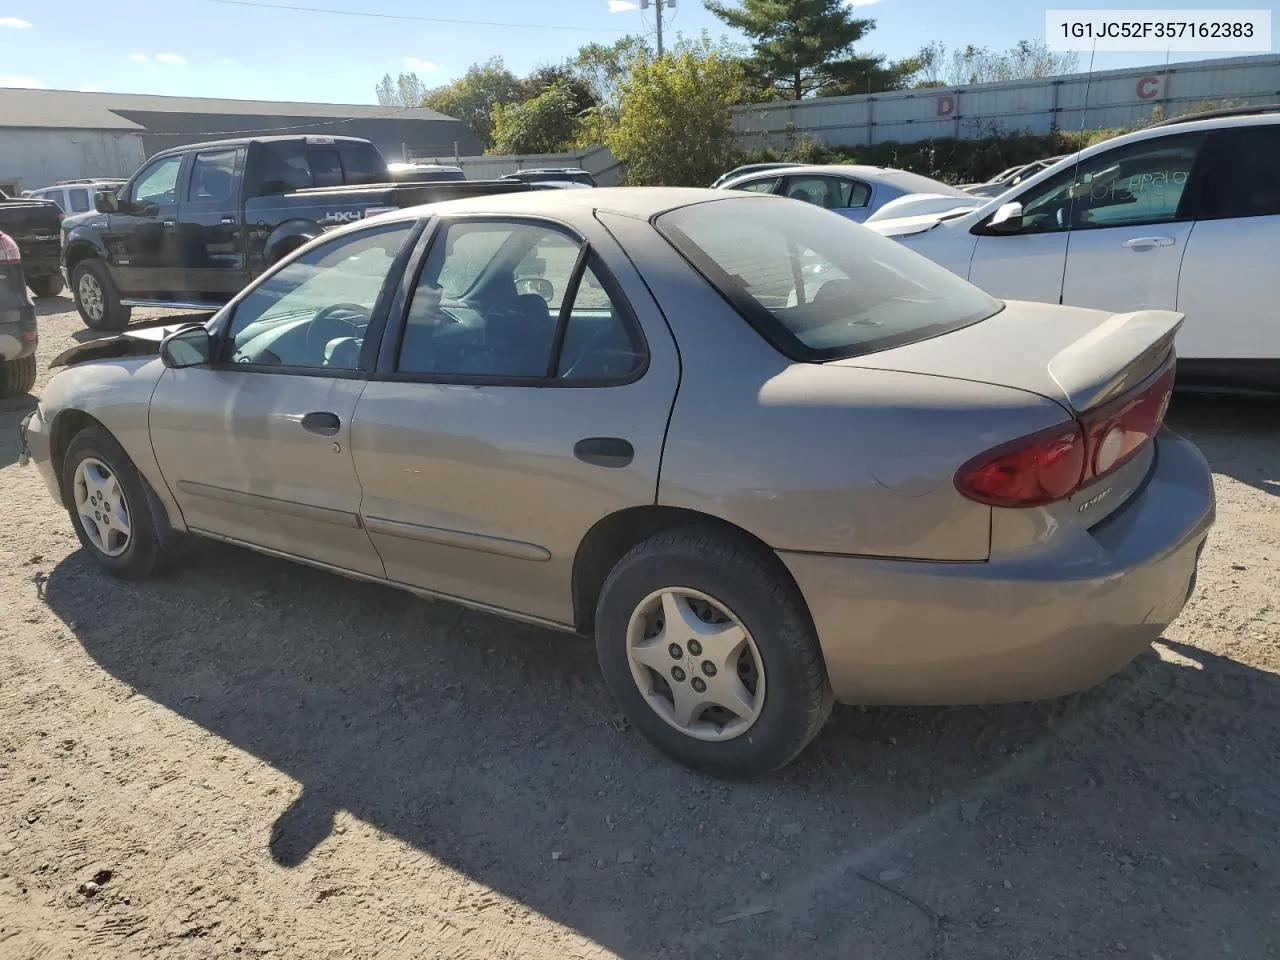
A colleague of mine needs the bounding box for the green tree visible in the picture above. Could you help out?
[490,81,585,155]
[375,72,428,108]
[607,35,746,186]
[571,35,651,109]
[705,0,913,99]
[421,57,525,151]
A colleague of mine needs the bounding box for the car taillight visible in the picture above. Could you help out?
[956,360,1174,508]
[0,232,19,262]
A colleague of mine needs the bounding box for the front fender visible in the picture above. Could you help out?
[32,358,187,532]
[62,223,111,272]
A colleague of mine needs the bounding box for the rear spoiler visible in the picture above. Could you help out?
[1048,309,1182,412]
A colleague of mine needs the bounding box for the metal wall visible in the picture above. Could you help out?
[0,129,147,193]
[732,53,1280,149]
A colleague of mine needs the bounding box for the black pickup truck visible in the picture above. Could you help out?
[61,135,530,330]
[0,192,64,298]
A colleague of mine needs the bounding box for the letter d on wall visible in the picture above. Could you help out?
[937,95,956,117]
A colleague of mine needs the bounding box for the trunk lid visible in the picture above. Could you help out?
[833,299,1181,415]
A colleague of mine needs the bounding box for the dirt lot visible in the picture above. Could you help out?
[1,297,1278,960]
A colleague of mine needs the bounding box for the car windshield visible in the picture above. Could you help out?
[656,196,1002,361]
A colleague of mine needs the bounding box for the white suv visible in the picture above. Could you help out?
[25,179,126,215]
[866,108,1280,392]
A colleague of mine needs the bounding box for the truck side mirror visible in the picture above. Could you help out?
[160,325,212,369]
[986,201,1024,234]
[94,190,120,214]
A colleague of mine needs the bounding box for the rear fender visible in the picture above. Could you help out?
[264,219,325,268]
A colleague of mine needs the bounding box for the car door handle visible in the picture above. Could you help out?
[163,219,177,228]
[1121,236,1175,249]
[301,411,341,436]
[220,217,237,225]
[574,437,634,468]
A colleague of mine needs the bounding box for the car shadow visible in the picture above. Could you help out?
[40,536,1280,959]
[1167,392,1280,498]
[33,294,72,317]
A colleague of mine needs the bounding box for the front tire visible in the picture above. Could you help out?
[28,274,65,298]
[62,426,179,579]
[595,527,832,779]
[71,260,130,332]
[0,354,36,398]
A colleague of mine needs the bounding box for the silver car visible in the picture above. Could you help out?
[717,164,973,223]
[22,188,1214,778]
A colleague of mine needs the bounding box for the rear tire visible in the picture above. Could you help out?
[28,274,65,298]
[72,260,130,332]
[0,354,36,398]
[595,527,832,779]
[62,426,181,579]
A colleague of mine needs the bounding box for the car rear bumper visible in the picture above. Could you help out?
[0,304,37,362]
[781,429,1215,706]
[18,239,61,277]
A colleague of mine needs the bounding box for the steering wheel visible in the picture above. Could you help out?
[304,302,371,356]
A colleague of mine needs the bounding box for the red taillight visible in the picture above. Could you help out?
[956,422,1086,507]
[1079,363,1174,485]
[956,360,1174,508]
[0,232,19,263]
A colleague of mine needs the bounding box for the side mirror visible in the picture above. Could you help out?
[94,189,120,214]
[986,201,1024,234]
[160,325,212,369]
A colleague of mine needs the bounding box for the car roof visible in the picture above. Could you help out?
[722,163,966,196]
[151,134,373,158]
[339,186,745,234]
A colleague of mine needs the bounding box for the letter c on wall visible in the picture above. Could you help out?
[1136,76,1161,100]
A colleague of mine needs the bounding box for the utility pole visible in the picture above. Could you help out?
[640,0,670,56]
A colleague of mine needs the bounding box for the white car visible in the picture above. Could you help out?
[866,109,1280,392]
[717,164,972,224]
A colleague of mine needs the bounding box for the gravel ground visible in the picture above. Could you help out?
[2,296,1279,960]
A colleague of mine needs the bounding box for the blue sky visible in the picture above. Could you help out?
[0,0,1273,103]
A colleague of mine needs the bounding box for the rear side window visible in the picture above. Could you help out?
[1195,126,1280,220]
[337,141,389,185]
[657,196,1001,362]
[68,188,91,213]
[188,149,239,203]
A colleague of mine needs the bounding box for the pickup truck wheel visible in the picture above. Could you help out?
[28,274,65,298]
[0,355,37,398]
[72,260,130,332]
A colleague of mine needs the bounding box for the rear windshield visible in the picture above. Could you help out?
[656,196,1001,361]
[247,140,388,197]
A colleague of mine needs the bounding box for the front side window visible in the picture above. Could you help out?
[658,196,1001,361]
[224,223,413,370]
[398,219,643,381]
[130,155,184,208]
[1015,134,1205,233]
[784,176,869,210]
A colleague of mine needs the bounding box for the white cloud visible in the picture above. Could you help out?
[0,16,31,28]
[129,53,149,62]
[0,75,45,88]
[404,57,439,72]
[155,52,186,66]
[608,0,638,11]
[79,85,105,92]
